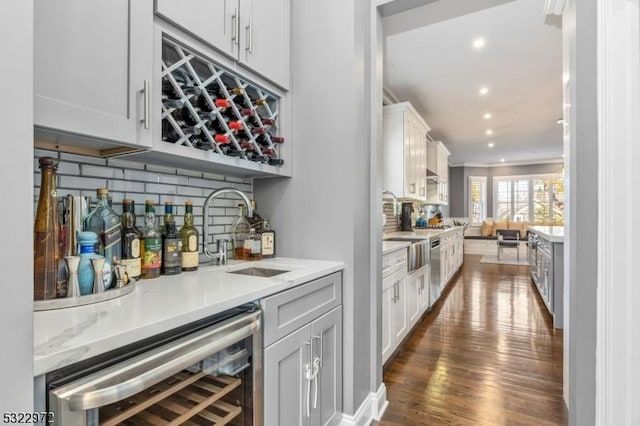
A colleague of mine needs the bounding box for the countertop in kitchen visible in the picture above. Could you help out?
[527,225,564,243]
[384,226,464,241]
[33,257,344,377]
[382,240,411,255]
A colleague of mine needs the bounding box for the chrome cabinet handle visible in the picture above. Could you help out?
[141,80,149,129]
[312,334,323,367]
[231,10,239,45]
[304,363,313,418]
[245,20,253,53]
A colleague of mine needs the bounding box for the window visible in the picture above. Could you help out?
[493,174,564,222]
[468,176,487,224]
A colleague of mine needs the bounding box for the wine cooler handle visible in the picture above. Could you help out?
[304,362,313,418]
[312,334,323,368]
[142,80,150,130]
[231,10,239,45]
[246,20,253,53]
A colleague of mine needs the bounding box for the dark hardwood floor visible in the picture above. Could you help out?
[374,254,567,426]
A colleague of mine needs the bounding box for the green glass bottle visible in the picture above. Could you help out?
[141,200,162,279]
[83,188,121,289]
[120,199,142,281]
[180,201,199,272]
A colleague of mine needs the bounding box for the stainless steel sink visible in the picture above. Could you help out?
[228,267,289,277]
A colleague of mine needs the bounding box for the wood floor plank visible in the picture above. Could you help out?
[374,255,567,426]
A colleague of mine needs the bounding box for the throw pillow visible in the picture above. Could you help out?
[481,220,494,237]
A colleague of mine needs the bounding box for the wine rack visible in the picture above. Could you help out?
[161,37,284,166]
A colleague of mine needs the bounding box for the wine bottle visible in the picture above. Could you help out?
[141,200,162,279]
[84,188,121,289]
[232,205,251,260]
[162,221,182,275]
[248,199,263,231]
[261,118,276,126]
[180,201,199,272]
[120,199,142,281]
[34,157,61,300]
[247,228,262,261]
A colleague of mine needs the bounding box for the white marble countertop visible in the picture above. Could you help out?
[528,226,565,243]
[384,226,463,241]
[33,257,344,376]
[382,240,411,255]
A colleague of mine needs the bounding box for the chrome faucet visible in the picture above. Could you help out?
[382,190,400,223]
[202,187,254,262]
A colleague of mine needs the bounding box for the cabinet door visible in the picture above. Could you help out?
[406,272,421,328]
[310,307,342,426]
[403,114,417,198]
[381,281,394,363]
[393,276,408,343]
[156,0,238,58]
[264,326,311,426]
[418,267,430,313]
[35,0,153,148]
[239,0,291,89]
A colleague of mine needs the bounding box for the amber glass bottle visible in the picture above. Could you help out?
[34,157,61,300]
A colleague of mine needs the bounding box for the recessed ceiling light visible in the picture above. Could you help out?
[562,154,565,158]
[557,118,564,124]
[472,38,486,49]
[488,142,494,148]
[479,87,489,95]
[485,129,493,135]
[500,158,506,163]
[484,113,492,120]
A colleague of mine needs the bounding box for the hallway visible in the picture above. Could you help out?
[375,255,567,425]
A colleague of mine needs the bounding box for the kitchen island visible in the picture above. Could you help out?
[528,226,564,328]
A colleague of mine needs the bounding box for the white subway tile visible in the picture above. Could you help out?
[59,176,107,190]
[60,153,106,165]
[224,175,247,184]
[203,172,227,180]
[158,174,189,185]
[34,149,59,158]
[176,186,204,197]
[125,169,160,182]
[186,177,214,189]
[108,180,145,193]
[58,162,81,176]
[145,183,177,194]
[107,158,145,170]
[146,164,177,174]
[82,165,125,179]
[176,168,203,178]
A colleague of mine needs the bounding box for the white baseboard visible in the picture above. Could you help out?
[339,383,388,426]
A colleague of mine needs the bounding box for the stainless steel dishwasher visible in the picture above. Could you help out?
[429,237,441,307]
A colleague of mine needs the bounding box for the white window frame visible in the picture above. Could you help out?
[467,176,487,224]
[492,173,563,222]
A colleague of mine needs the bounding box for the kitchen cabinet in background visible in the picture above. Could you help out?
[156,0,291,89]
[262,272,343,425]
[34,0,153,154]
[383,102,430,202]
[406,265,429,329]
[426,141,451,205]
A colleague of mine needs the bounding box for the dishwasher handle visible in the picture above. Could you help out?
[51,311,261,411]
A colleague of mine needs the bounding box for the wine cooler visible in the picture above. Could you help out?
[161,37,284,167]
[47,304,262,425]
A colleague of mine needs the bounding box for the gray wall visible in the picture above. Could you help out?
[449,163,561,218]
[0,0,34,412]
[254,0,374,414]
[566,0,598,424]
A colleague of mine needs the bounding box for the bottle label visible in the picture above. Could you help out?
[121,258,141,278]
[103,223,122,250]
[188,235,198,252]
[143,238,162,270]
[163,239,182,266]
[261,232,274,256]
[251,239,261,254]
[182,251,199,268]
[131,239,140,258]
[79,244,95,254]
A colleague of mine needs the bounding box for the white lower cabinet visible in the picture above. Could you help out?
[262,272,342,426]
[382,269,407,363]
[407,265,429,329]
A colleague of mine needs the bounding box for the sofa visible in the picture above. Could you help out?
[463,219,564,255]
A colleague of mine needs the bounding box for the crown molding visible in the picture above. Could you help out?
[450,157,563,168]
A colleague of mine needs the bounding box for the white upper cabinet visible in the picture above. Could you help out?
[426,141,451,205]
[383,102,430,202]
[34,0,153,150]
[155,0,238,58]
[156,0,291,89]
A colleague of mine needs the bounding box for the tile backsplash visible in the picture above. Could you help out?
[33,149,253,252]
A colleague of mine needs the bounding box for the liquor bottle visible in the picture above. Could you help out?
[162,221,182,275]
[34,157,61,300]
[84,188,121,289]
[261,220,276,258]
[247,228,262,261]
[76,231,100,295]
[180,201,199,272]
[161,201,175,236]
[248,199,263,231]
[120,199,142,281]
[141,200,162,279]
[232,205,251,260]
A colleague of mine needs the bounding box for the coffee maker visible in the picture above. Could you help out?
[400,202,413,231]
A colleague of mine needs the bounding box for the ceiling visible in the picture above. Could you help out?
[382,0,563,166]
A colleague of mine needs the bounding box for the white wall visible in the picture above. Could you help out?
[254,0,376,415]
[0,0,34,413]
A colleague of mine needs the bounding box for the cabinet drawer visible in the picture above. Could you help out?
[261,272,342,347]
[382,248,408,278]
